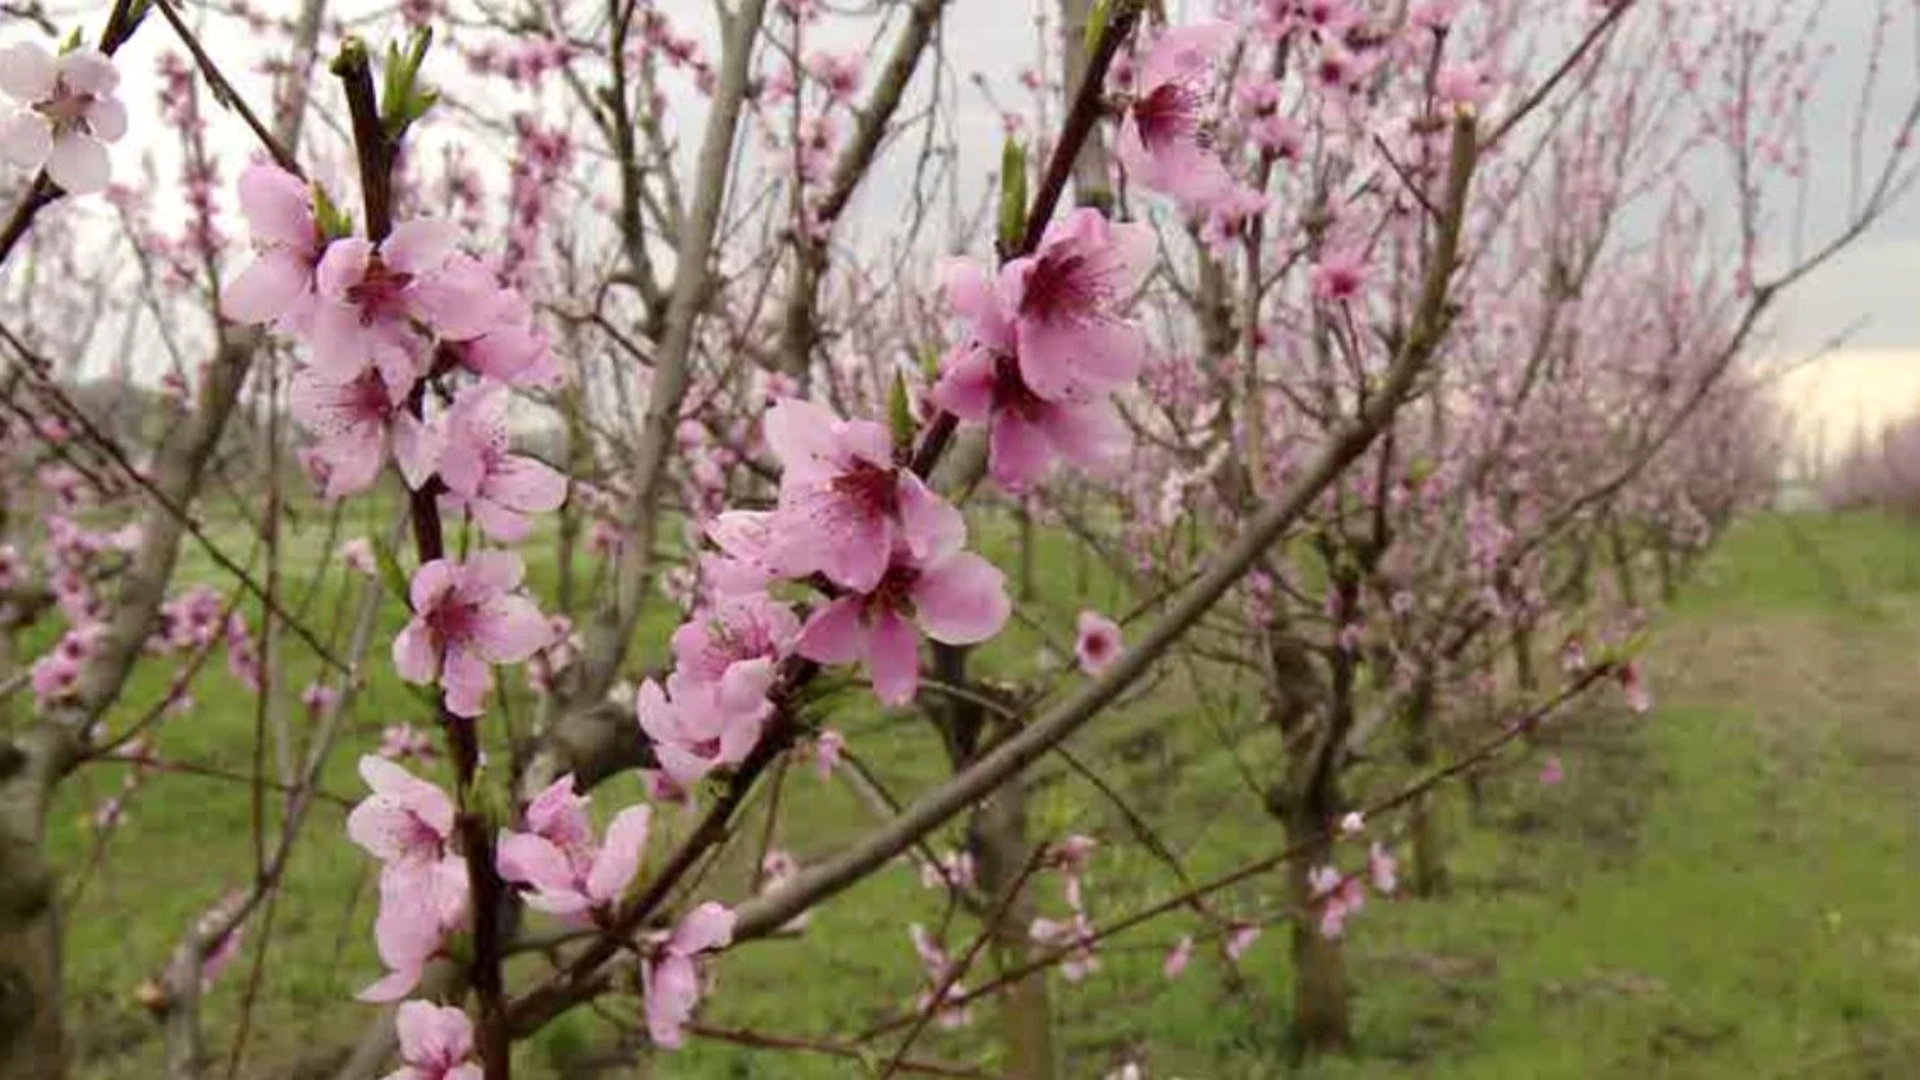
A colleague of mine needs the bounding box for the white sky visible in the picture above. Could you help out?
[4,0,1918,456]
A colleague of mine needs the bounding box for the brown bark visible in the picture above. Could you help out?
[1056,0,1114,212]
[1281,790,1351,1058]
[0,733,64,1080]
[1402,678,1450,898]
[969,782,1054,1079]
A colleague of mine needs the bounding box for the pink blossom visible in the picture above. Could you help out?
[907,924,973,1029]
[919,849,976,891]
[794,534,1010,706]
[301,682,338,716]
[669,592,799,687]
[383,1000,481,1080]
[1367,841,1397,895]
[1074,610,1123,674]
[1311,246,1368,305]
[1619,660,1652,714]
[1163,934,1194,979]
[1030,910,1100,981]
[0,42,125,195]
[361,855,468,1002]
[804,51,862,102]
[497,775,651,917]
[379,723,436,762]
[1114,23,1235,206]
[1539,754,1565,787]
[644,902,735,1048]
[634,662,776,789]
[289,366,439,498]
[308,220,506,383]
[341,537,378,575]
[1339,811,1366,836]
[931,275,1130,490]
[392,552,550,718]
[193,890,249,994]
[813,728,844,780]
[435,382,567,542]
[1000,209,1155,403]
[760,396,962,593]
[346,757,454,869]
[1308,866,1365,939]
[222,163,323,326]
[1224,921,1261,962]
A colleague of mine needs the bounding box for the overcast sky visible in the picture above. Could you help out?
[6,0,1918,453]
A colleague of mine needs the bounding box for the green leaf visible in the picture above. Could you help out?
[311,183,355,241]
[997,137,1028,252]
[1082,0,1111,56]
[371,532,413,616]
[888,371,914,455]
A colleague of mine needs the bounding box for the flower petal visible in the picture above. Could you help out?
[45,133,108,195]
[912,553,1010,646]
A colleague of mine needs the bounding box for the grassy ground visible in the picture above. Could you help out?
[45,510,1920,1078]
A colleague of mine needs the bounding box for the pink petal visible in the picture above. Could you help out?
[237,163,313,249]
[1140,21,1232,90]
[0,111,50,168]
[644,954,698,1048]
[45,133,108,195]
[474,595,549,663]
[866,610,922,705]
[930,345,996,422]
[912,553,1010,646]
[795,598,867,665]
[896,474,965,563]
[381,219,459,276]
[355,964,423,1004]
[669,901,736,955]
[222,251,310,324]
[989,411,1054,491]
[1041,398,1129,475]
[496,831,574,892]
[464,550,526,594]
[392,411,441,491]
[83,95,126,143]
[408,255,508,341]
[0,42,56,102]
[55,49,119,95]
[440,646,492,718]
[408,560,458,613]
[587,805,651,905]
[315,238,373,301]
[469,499,530,543]
[763,398,848,485]
[486,455,567,512]
[1017,317,1144,402]
[391,621,439,685]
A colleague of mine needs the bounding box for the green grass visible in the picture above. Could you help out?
[45,510,1920,1077]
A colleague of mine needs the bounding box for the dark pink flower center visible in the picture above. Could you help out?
[830,460,901,519]
[863,562,922,618]
[346,256,415,325]
[1019,251,1110,326]
[1133,83,1204,153]
[424,594,483,646]
[35,89,95,131]
[989,353,1048,420]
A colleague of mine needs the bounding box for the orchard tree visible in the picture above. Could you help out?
[0,0,1911,1077]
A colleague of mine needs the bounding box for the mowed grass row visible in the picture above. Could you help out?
[42,508,1920,1077]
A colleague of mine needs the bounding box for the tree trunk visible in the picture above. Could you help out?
[1403,679,1450,897]
[1510,621,1537,694]
[0,734,68,1080]
[933,645,1054,1079]
[1282,794,1350,1058]
[1055,0,1113,212]
[969,781,1054,1079]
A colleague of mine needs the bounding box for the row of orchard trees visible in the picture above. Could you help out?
[0,0,1909,1076]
